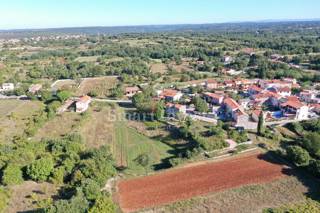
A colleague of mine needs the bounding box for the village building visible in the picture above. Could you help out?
[165,103,187,117]
[251,110,265,122]
[248,85,263,96]
[280,98,309,120]
[28,84,42,94]
[224,56,233,64]
[160,89,183,102]
[76,95,92,113]
[204,92,224,105]
[299,90,318,103]
[222,98,248,122]
[1,83,14,91]
[205,79,218,90]
[125,86,141,97]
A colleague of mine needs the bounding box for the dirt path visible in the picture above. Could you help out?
[117,153,289,213]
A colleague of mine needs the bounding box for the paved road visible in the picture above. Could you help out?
[92,98,132,104]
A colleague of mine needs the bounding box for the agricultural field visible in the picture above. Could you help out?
[117,152,289,212]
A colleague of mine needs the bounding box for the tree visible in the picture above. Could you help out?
[46,189,89,213]
[26,157,54,181]
[193,96,208,113]
[301,132,320,157]
[155,101,165,121]
[40,90,53,102]
[287,145,311,167]
[257,112,264,136]
[89,196,116,213]
[2,164,24,186]
[134,154,150,175]
[57,90,72,102]
[257,62,268,79]
[81,179,101,201]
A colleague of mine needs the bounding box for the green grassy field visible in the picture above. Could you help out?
[114,120,173,176]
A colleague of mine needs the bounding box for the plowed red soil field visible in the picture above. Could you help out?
[117,153,289,213]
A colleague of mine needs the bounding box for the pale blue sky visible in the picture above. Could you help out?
[0,0,319,29]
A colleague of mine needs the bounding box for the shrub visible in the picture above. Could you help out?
[27,157,54,181]
[81,179,101,201]
[286,145,311,167]
[0,187,10,213]
[2,164,24,186]
[89,196,116,213]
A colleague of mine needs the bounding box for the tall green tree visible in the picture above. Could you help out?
[257,112,264,136]
[155,101,165,120]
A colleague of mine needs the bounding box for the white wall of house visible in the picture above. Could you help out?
[296,106,309,120]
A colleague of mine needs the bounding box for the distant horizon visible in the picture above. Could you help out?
[1,0,320,30]
[1,18,320,31]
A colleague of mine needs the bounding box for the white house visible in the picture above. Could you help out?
[280,99,309,120]
[299,90,318,103]
[76,95,92,113]
[1,83,14,91]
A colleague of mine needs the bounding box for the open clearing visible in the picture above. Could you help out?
[117,153,289,213]
[0,100,44,142]
[6,181,58,213]
[76,76,118,97]
[34,112,82,140]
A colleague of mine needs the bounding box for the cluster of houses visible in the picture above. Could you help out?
[147,77,319,129]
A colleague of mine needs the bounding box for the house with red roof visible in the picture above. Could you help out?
[280,98,309,120]
[223,98,248,122]
[205,79,218,89]
[165,103,187,117]
[248,85,263,96]
[204,92,224,105]
[160,89,183,102]
[76,95,92,113]
[125,86,141,97]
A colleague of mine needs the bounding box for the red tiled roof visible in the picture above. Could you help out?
[206,79,217,84]
[224,98,240,110]
[281,100,304,109]
[252,110,262,117]
[249,85,263,92]
[278,87,291,93]
[162,89,179,97]
[205,92,223,100]
[125,86,140,93]
[78,95,91,103]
